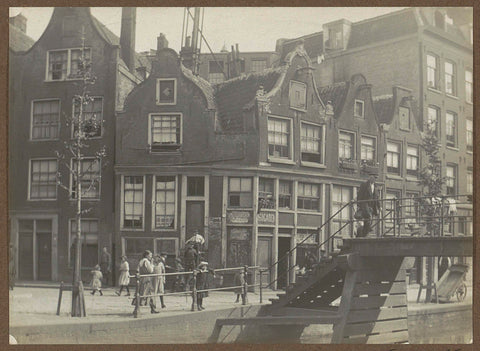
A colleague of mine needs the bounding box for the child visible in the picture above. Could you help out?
[90,264,103,296]
[233,270,245,304]
[116,255,130,296]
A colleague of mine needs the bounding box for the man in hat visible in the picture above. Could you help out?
[357,173,381,237]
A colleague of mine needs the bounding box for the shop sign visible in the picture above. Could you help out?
[296,233,318,245]
[227,210,252,224]
[229,227,251,241]
[257,212,275,225]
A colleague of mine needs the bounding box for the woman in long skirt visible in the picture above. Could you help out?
[116,255,130,296]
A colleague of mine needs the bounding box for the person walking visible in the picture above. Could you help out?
[153,253,168,309]
[356,173,381,237]
[90,264,103,295]
[100,247,111,287]
[134,250,159,313]
[116,255,130,296]
[196,261,215,310]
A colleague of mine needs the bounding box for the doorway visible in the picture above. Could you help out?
[186,201,205,236]
[18,219,52,281]
[257,236,272,285]
[277,237,291,289]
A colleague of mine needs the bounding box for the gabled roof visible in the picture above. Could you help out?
[214,67,284,132]
[318,82,349,116]
[372,95,394,124]
[9,23,35,52]
[181,64,216,110]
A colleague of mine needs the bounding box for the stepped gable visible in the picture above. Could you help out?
[318,82,349,117]
[348,9,418,49]
[372,94,394,124]
[214,66,284,132]
[181,64,216,110]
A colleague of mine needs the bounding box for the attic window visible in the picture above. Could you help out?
[399,106,410,131]
[156,78,177,105]
[354,100,364,118]
[289,80,307,111]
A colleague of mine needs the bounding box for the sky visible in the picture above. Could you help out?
[9,7,407,53]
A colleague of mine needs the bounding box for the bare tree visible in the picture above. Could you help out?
[55,27,106,317]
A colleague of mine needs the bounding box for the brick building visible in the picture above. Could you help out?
[8,7,148,282]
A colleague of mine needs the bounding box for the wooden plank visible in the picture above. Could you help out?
[275,307,339,317]
[217,315,341,326]
[343,318,408,336]
[355,268,406,283]
[331,270,358,343]
[351,294,407,309]
[347,307,408,323]
[353,281,406,296]
[344,330,409,344]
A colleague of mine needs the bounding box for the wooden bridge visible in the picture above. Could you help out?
[209,194,473,344]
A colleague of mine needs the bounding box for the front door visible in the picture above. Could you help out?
[277,237,291,289]
[186,201,205,236]
[37,232,52,280]
[18,220,34,280]
[257,236,272,285]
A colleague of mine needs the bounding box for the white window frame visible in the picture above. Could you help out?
[28,158,58,201]
[71,96,104,139]
[228,177,253,208]
[406,144,419,177]
[69,157,101,200]
[386,141,401,174]
[445,164,457,196]
[300,121,326,167]
[30,99,61,141]
[465,69,473,103]
[156,78,177,105]
[354,99,364,118]
[467,169,473,195]
[338,130,356,161]
[427,105,440,137]
[444,60,456,96]
[121,175,146,230]
[426,53,439,89]
[45,47,92,82]
[267,115,293,163]
[297,182,321,212]
[466,119,473,152]
[360,135,377,163]
[445,111,457,148]
[68,218,99,269]
[398,106,411,131]
[148,113,183,153]
[289,80,307,111]
[151,175,178,231]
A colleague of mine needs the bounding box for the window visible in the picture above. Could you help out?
[154,176,176,229]
[123,176,144,229]
[208,61,225,84]
[426,54,439,89]
[427,106,440,137]
[465,70,473,103]
[187,176,204,196]
[156,78,176,105]
[467,169,473,195]
[360,136,376,163]
[268,117,291,159]
[31,100,60,140]
[339,131,355,160]
[399,106,410,130]
[71,158,100,199]
[125,237,155,259]
[251,59,267,73]
[354,100,364,118]
[258,178,275,209]
[46,48,91,81]
[69,219,98,268]
[149,114,181,152]
[30,159,57,199]
[386,141,401,174]
[73,97,103,138]
[466,119,473,152]
[446,111,457,148]
[289,81,307,110]
[446,164,457,196]
[445,61,456,95]
[332,185,352,237]
[385,190,401,230]
[228,177,252,208]
[406,145,419,177]
[301,123,324,164]
[297,182,320,211]
[278,180,292,209]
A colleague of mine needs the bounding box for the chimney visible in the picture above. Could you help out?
[120,7,136,72]
[9,13,27,33]
[157,33,168,51]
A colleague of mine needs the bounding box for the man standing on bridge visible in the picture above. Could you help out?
[356,173,381,237]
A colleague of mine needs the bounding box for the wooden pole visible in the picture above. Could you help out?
[243,265,248,305]
[191,270,197,311]
[133,273,140,318]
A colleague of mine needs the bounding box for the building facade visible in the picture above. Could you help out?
[9,7,147,282]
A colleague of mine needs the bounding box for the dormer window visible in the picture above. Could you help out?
[156,78,177,105]
[354,100,364,118]
[289,80,307,111]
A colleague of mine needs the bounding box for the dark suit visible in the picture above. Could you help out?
[357,180,381,237]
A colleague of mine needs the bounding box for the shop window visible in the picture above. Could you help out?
[297,182,320,211]
[69,219,98,268]
[228,177,252,208]
[278,180,292,209]
[122,176,144,229]
[31,99,60,140]
[258,178,275,209]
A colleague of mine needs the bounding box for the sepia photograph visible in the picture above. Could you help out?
[7,6,474,345]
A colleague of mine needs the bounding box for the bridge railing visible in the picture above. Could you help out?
[264,193,472,290]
